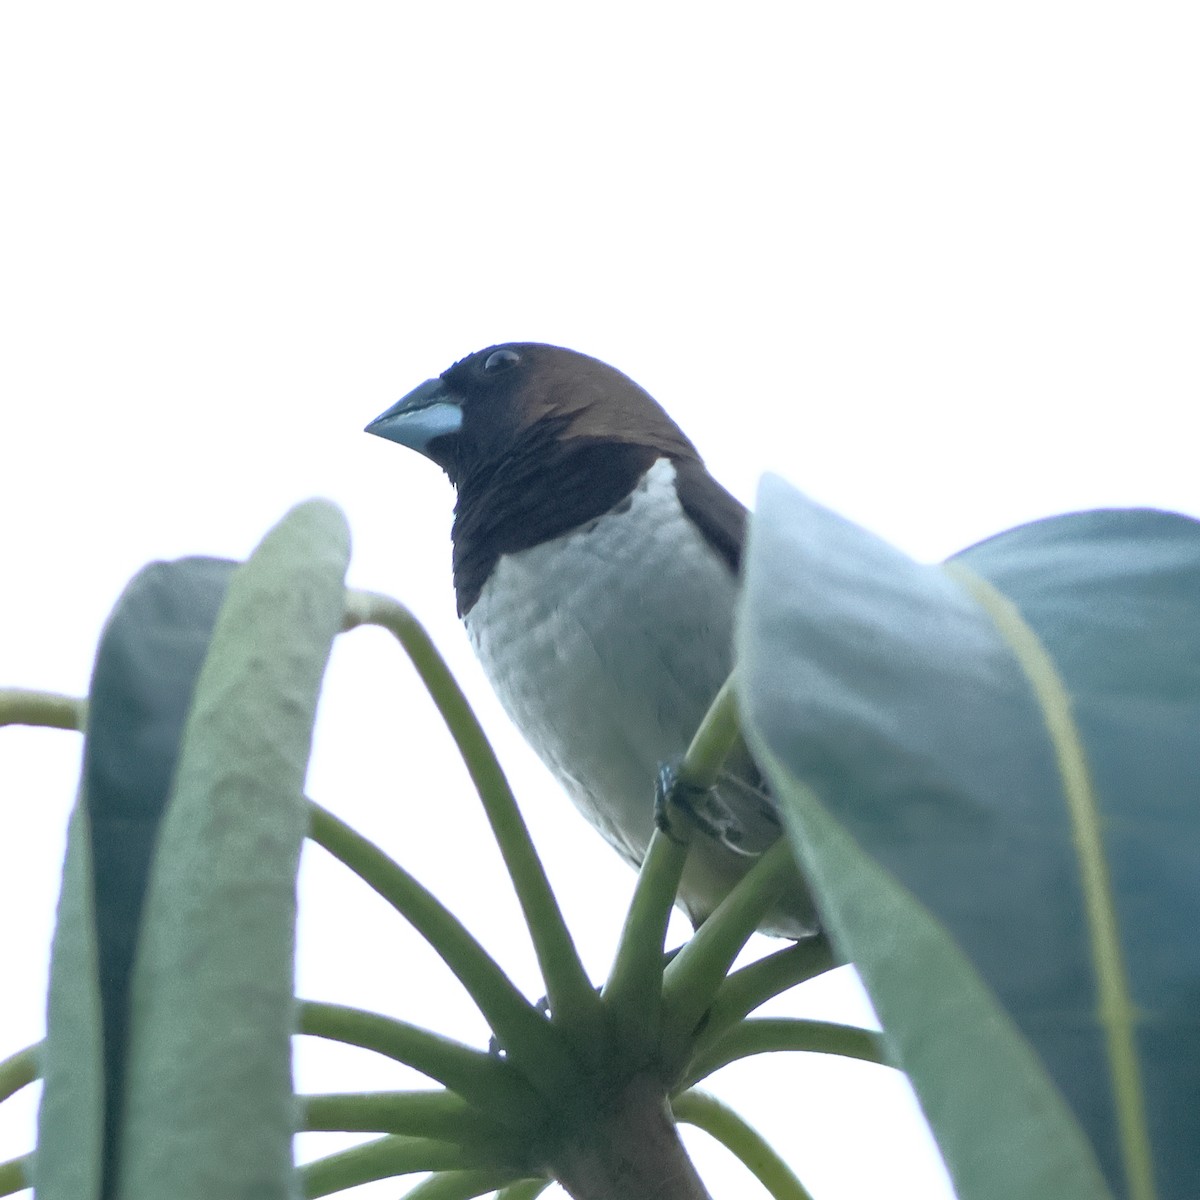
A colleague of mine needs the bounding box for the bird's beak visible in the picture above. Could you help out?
[365,378,464,454]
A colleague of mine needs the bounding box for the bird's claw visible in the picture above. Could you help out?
[654,759,746,852]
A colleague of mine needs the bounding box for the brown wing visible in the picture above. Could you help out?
[671,457,748,575]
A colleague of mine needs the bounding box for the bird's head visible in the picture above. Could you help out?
[365,342,697,487]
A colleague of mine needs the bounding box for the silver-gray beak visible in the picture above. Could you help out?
[365,378,465,454]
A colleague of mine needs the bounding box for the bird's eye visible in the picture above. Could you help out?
[483,349,521,372]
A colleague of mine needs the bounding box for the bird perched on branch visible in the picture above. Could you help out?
[366,342,816,939]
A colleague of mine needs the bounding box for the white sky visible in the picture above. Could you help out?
[1,5,1197,1198]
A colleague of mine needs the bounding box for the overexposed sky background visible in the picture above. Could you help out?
[2,5,1197,1198]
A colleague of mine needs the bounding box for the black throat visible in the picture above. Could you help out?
[450,428,661,616]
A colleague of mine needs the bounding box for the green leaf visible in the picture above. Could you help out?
[36,556,236,1200]
[35,803,104,1200]
[114,499,350,1199]
[735,475,1200,1199]
[949,509,1200,1200]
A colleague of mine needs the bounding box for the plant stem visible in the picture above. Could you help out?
[601,828,688,1061]
[0,1154,30,1197]
[0,689,85,730]
[660,839,796,1063]
[301,1088,520,1142]
[299,1133,525,1198]
[702,939,838,1042]
[550,1074,713,1200]
[297,1000,543,1126]
[494,1178,553,1200]
[681,1017,887,1089]
[306,802,576,1096]
[404,1169,539,1200]
[675,676,742,792]
[0,1043,39,1104]
[343,591,599,1042]
[672,1090,815,1200]
[602,676,743,1062]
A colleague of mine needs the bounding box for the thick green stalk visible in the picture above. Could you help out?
[681,1017,887,1089]
[602,677,742,1061]
[0,689,85,730]
[404,1169,537,1200]
[306,802,575,1095]
[300,1133,526,1198]
[343,591,598,1041]
[494,1178,553,1200]
[660,839,796,1061]
[297,1000,543,1126]
[601,828,688,1061]
[0,1155,30,1197]
[301,1088,521,1142]
[0,1043,39,1104]
[672,1090,815,1200]
[702,939,838,1044]
[674,676,743,792]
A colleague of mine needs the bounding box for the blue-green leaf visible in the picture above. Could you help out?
[113,499,350,1200]
[949,510,1200,1200]
[737,474,1200,1200]
[36,803,104,1200]
[36,557,236,1200]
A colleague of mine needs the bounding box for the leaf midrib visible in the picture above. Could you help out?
[944,561,1155,1200]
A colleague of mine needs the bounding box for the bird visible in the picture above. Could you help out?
[365,342,817,939]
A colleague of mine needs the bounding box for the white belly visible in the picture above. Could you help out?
[465,457,818,937]
[465,458,737,868]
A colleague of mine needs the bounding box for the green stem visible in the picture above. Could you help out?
[681,1017,887,1089]
[300,1133,525,1198]
[702,939,838,1044]
[0,689,85,730]
[343,592,598,1042]
[495,1178,553,1200]
[0,1155,30,1198]
[660,839,796,1063]
[306,802,575,1095]
[297,1001,542,1125]
[601,828,688,1061]
[602,676,742,1061]
[675,676,742,791]
[0,1043,40,1104]
[672,1090,814,1200]
[301,1088,519,1144]
[402,1169,535,1200]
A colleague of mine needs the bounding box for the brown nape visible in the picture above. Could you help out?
[515,347,703,463]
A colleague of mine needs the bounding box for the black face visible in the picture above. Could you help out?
[404,341,712,615]
[441,345,529,410]
[430,343,561,485]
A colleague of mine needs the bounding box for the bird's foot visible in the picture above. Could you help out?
[654,759,747,853]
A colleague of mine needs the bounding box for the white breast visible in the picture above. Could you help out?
[464,458,737,868]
